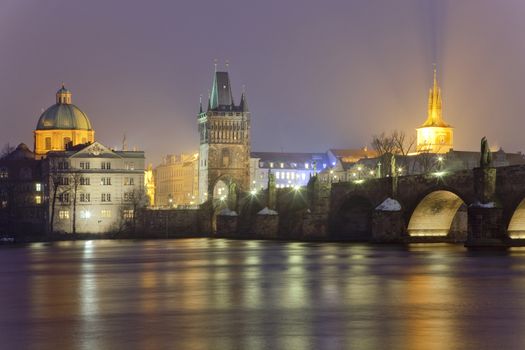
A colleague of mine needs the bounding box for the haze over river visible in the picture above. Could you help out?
[1,239,525,349]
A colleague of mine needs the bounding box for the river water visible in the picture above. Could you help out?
[1,239,525,349]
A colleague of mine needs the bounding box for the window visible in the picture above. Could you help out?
[80,162,90,170]
[59,210,70,219]
[80,177,90,185]
[124,192,134,201]
[63,137,71,149]
[80,193,90,202]
[35,195,42,204]
[101,177,111,185]
[59,193,70,203]
[276,172,280,179]
[305,163,309,169]
[57,161,69,170]
[80,210,91,219]
[45,137,52,150]
[101,209,111,218]
[101,162,111,170]
[280,163,284,168]
[0,167,7,179]
[124,177,135,186]
[302,173,306,181]
[269,162,274,168]
[221,149,230,167]
[101,193,111,202]
[35,183,42,191]
[59,176,69,186]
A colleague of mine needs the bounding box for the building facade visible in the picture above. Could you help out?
[416,68,453,154]
[44,142,145,234]
[198,69,251,203]
[0,144,45,235]
[250,152,329,190]
[154,153,198,207]
[34,85,95,159]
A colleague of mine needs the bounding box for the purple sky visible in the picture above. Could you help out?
[1,0,525,165]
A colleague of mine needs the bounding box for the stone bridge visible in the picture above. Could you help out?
[330,165,525,246]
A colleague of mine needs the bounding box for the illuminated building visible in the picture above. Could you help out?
[250,152,328,189]
[44,142,145,234]
[198,67,251,203]
[144,164,155,207]
[416,67,453,154]
[34,85,95,159]
[154,153,199,207]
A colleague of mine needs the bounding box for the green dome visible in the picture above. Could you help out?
[36,103,92,130]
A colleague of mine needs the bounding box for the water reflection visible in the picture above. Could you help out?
[2,240,525,349]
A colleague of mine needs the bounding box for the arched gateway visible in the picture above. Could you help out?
[197,67,251,204]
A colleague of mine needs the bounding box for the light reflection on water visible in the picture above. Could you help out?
[2,239,525,349]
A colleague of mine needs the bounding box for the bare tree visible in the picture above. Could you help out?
[0,143,14,158]
[121,186,148,234]
[69,171,82,235]
[392,130,416,173]
[46,157,67,234]
[372,130,416,177]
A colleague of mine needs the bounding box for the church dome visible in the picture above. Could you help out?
[35,85,93,130]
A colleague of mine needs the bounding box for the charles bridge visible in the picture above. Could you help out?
[140,164,525,247]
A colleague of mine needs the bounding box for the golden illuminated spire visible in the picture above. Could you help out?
[422,65,448,127]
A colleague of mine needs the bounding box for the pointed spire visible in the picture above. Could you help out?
[213,58,218,72]
[199,94,203,114]
[421,65,447,127]
[240,85,249,112]
[209,68,234,110]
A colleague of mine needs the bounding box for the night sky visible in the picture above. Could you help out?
[1,0,525,165]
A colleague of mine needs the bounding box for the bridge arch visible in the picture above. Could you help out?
[507,196,525,239]
[407,190,468,239]
[331,194,374,240]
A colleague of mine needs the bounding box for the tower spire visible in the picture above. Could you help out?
[423,65,445,127]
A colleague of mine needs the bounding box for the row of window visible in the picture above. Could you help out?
[58,209,134,220]
[263,162,327,170]
[56,176,135,186]
[275,171,307,181]
[44,137,88,150]
[59,193,113,203]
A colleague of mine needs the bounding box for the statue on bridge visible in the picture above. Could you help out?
[480,137,492,168]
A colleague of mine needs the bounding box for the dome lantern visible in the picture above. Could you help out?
[56,83,72,104]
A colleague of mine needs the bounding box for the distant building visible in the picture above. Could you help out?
[250,152,329,189]
[416,67,453,154]
[34,85,95,159]
[197,68,251,203]
[154,153,198,207]
[0,144,44,235]
[144,164,155,207]
[43,142,145,234]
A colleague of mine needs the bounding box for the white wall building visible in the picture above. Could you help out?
[250,152,329,190]
[44,142,145,234]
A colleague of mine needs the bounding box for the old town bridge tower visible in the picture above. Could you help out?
[198,67,251,203]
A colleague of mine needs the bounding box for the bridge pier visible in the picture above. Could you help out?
[466,206,506,247]
[466,167,508,247]
[371,210,405,242]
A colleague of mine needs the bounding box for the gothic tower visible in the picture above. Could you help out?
[416,67,453,154]
[198,67,251,203]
